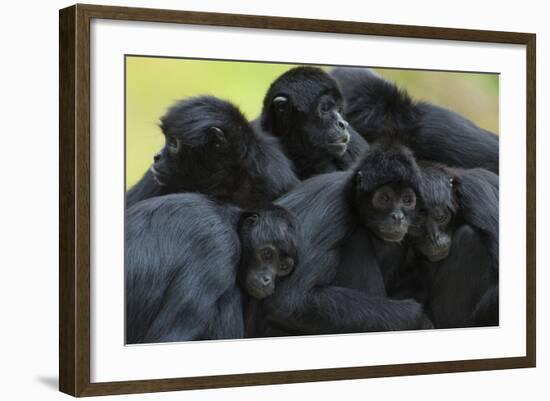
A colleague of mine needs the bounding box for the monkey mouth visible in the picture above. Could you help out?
[330,132,350,145]
[425,248,451,262]
[327,135,350,155]
[150,166,167,186]
[378,229,406,242]
[246,285,274,300]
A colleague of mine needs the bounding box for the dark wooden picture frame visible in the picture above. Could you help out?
[59,3,536,397]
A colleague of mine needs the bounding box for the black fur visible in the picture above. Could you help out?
[331,67,499,173]
[257,67,369,179]
[336,143,424,302]
[126,96,299,208]
[452,167,499,274]
[400,226,498,328]
[419,163,499,274]
[391,163,499,328]
[125,194,301,343]
[354,141,422,194]
[259,143,428,335]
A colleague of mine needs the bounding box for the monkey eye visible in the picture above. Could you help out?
[319,100,334,114]
[166,136,179,152]
[280,259,295,274]
[435,211,450,224]
[261,248,274,261]
[382,194,390,203]
[403,194,414,205]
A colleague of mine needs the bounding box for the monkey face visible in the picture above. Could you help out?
[311,94,351,156]
[262,67,352,160]
[357,182,417,243]
[243,243,295,299]
[409,206,454,262]
[238,207,300,300]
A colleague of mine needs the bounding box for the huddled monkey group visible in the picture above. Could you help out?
[125,66,499,344]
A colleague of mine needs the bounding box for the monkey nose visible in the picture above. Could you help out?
[431,232,441,245]
[260,275,272,287]
[153,152,161,163]
[332,132,350,146]
[391,212,404,223]
[336,119,349,131]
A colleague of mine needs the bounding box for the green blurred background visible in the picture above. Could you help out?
[126,57,499,188]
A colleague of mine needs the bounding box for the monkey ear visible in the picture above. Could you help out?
[450,177,462,200]
[354,170,364,187]
[208,126,228,148]
[272,95,289,113]
[240,212,259,229]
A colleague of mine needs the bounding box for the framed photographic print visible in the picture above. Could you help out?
[59,3,536,397]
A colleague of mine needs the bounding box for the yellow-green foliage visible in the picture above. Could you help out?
[126,57,499,188]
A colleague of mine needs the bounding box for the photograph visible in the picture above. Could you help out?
[2,0,545,398]
[58,4,535,396]
[124,57,500,345]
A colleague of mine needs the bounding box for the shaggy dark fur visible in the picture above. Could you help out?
[125,194,301,343]
[331,67,499,173]
[126,96,299,209]
[257,143,429,335]
[391,163,499,328]
[257,67,369,179]
[354,141,422,194]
